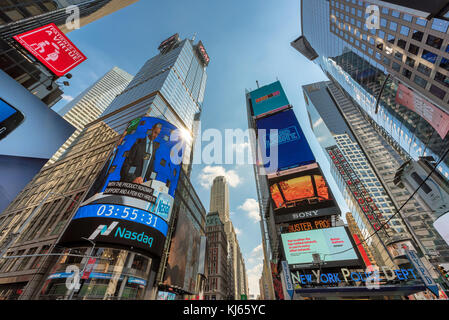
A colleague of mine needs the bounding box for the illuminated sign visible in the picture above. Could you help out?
[250,81,290,118]
[13,23,86,76]
[281,226,361,269]
[196,41,210,66]
[326,146,392,237]
[285,217,331,233]
[158,33,179,50]
[256,109,316,174]
[269,164,341,223]
[59,117,185,258]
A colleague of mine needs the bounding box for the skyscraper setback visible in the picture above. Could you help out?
[49,66,133,164]
[0,33,210,300]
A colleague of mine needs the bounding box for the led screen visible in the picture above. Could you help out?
[268,165,341,223]
[281,226,361,269]
[59,117,185,258]
[250,81,290,118]
[256,109,315,174]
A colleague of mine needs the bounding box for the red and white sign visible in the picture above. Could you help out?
[13,23,87,76]
[395,83,449,139]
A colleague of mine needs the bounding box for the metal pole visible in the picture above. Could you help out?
[0,191,53,259]
[66,238,96,300]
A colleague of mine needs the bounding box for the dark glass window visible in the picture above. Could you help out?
[426,35,443,50]
[405,56,415,68]
[440,57,449,71]
[412,30,424,41]
[402,68,412,79]
[435,72,449,87]
[392,62,400,72]
[408,43,419,55]
[383,56,391,66]
[397,39,407,49]
[394,51,403,61]
[414,75,427,88]
[417,63,432,76]
[429,84,446,99]
[387,34,395,44]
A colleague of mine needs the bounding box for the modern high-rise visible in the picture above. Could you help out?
[0,33,209,300]
[294,0,449,278]
[49,66,133,164]
[0,0,139,106]
[293,0,449,182]
[209,176,247,299]
[204,211,228,300]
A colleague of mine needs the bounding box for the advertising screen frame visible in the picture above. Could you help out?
[255,108,316,174]
[281,226,362,270]
[268,163,341,223]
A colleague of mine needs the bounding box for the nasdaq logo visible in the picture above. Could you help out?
[88,221,119,240]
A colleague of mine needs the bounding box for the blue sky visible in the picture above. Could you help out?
[52,0,351,296]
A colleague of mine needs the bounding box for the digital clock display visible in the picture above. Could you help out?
[72,203,168,236]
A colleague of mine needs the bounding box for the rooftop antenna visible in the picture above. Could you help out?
[256,80,260,88]
[192,32,197,41]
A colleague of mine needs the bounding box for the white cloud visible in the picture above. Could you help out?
[61,94,74,102]
[235,227,242,235]
[198,165,242,188]
[238,198,260,222]
[247,263,263,297]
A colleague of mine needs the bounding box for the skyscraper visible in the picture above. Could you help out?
[0,33,209,300]
[209,176,247,299]
[0,0,139,106]
[294,0,449,278]
[49,66,133,164]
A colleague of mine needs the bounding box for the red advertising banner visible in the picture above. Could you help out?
[395,83,449,139]
[13,23,87,76]
[81,258,97,280]
[352,233,371,267]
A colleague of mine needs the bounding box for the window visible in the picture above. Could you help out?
[375,52,381,60]
[405,56,415,68]
[431,18,449,33]
[400,26,409,36]
[387,34,395,44]
[382,7,388,15]
[392,62,400,72]
[391,10,400,18]
[421,50,438,64]
[394,51,403,61]
[389,21,397,31]
[414,75,428,88]
[408,43,419,55]
[411,30,424,41]
[426,35,443,49]
[429,84,446,99]
[381,18,387,27]
[440,57,449,71]
[368,48,374,55]
[376,40,383,50]
[403,13,412,22]
[378,30,385,38]
[416,18,427,26]
[397,39,407,49]
[402,68,412,79]
[435,72,449,87]
[417,63,432,76]
[383,56,391,66]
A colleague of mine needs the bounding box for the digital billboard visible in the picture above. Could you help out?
[163,209,202,293]
[59,117,185,258]
[268,163,341,223]
[281,226,361,269]
[13,23,87,77]
[256,109,315,174]
[250,81,290,118]
[0,70,75,213]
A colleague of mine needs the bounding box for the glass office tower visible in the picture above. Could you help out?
[294,0,449,182]
[0,34,209,300]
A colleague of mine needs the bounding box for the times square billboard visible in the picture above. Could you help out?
[59,116,185,258]
[268,162,341,224]
[281,226,361,270]
[249,81,290,118]
[256,108,316,174]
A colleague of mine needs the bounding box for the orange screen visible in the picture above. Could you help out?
[314,175,330,200]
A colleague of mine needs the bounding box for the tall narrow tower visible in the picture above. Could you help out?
[210,176,230,223]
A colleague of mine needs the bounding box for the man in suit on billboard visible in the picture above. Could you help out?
[120,122,162,184]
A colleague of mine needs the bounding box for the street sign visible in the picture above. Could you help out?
[281,260,294,299]
[405,247,439,298]
[13,23,87,76]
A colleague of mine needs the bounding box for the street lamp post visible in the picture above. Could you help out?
[66,237,96,300]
